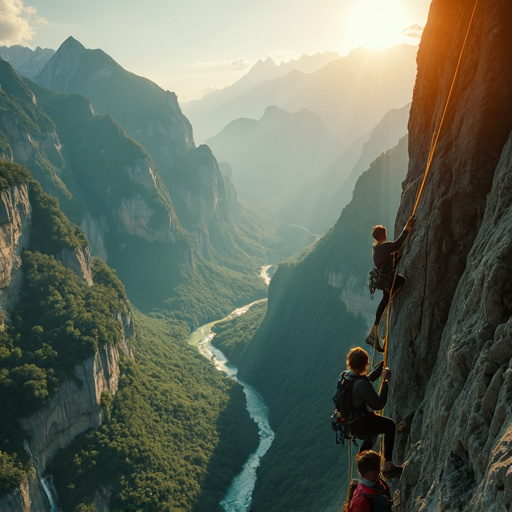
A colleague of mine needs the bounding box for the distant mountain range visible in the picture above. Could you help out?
[235,52,340,85]
[183,44,417,144]
[0,44,55,78]
[206,105,336,202]
[207,102,410,233]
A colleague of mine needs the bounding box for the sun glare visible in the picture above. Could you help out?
[345,0,408,51]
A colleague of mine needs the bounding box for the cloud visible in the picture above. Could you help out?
[402,24,424,39]
[0,0,45,46]
[232,58,250,71]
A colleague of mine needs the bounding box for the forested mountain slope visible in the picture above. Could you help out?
[0,58,267,325]
[0,162,259,511]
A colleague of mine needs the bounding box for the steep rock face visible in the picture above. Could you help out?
[0,183,31,324]
[20,338,132,474]
[0,472,47,512]
[386,1,512,510]
[58,246,93,286]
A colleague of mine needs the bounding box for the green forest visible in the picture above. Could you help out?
[50,310,259,512]
[0,164,129,494]
[0,163,260,510]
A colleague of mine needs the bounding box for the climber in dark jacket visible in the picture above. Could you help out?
[366,216,415,351]
[344,347,402,479]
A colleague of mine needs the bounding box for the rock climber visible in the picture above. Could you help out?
[344,347,402,479]
[366,216,415,352]
[348,450,392,511]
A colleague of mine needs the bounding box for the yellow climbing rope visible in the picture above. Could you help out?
[410,0,480,219]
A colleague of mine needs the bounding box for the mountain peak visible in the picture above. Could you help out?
[59,36,86,53]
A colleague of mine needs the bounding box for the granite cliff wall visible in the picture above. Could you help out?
[0,175,133,512]
[387,1,512,510]
[0,183,31,326]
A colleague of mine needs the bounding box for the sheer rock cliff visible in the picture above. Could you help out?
[0,171,133,512]
[0,183,31,326]
[387,1,512,510]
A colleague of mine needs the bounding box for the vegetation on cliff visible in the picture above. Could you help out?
[212,300,267,363]
[0,164,129,496]
[49,310,259,512]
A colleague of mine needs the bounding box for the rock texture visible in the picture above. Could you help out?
[20,339,131,473]
[387,1,512,510]
[0,472,47,512]
[0,183,31,325]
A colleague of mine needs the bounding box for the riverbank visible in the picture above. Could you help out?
[188,300,274,512]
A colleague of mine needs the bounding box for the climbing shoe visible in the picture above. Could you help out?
[365,333,385,353]
[382,463,403,480]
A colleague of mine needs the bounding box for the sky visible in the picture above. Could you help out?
[1,0,431,102]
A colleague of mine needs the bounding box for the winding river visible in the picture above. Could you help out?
[188,271,274,511]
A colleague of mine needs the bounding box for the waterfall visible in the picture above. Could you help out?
[23,440,59,511]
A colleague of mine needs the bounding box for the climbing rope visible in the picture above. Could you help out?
[376,0,480,477]
[380,0,480,361]
[410,0,480,218]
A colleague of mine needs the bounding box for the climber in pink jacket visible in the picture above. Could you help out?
[348,450,392,512]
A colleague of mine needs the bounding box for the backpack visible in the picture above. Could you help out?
[348,479,392,512]
[342,480,359,512]
[330,371,367,445]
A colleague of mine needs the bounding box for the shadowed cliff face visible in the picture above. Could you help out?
[388,1,512,510]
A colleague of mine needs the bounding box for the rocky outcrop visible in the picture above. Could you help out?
[20,338,131,473]
[80,213,108,261]
[57,246,93,286]
[0,183,31,325]
[0,471,47,512]
[387,1,512,510]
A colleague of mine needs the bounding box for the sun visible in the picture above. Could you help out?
[344,0,408,51]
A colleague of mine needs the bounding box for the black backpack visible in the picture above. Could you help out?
[330,371,367,445]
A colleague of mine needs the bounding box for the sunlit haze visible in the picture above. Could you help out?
[345,0,410,50]
[1,0,431,102]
